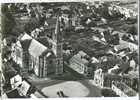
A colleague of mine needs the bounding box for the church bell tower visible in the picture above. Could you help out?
[52,16,63,75]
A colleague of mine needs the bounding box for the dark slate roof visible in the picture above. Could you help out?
[104,73,122,80]
[70,51,89,65]
[112,82,136,96]
[45,17,57,29]
[6,89,26,98]
[36,37,50,47]
[20,39,32,51]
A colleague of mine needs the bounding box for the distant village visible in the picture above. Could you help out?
[1,1,138,98]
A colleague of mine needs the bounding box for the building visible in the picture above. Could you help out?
[93,68,104,87]
[112,81,136,97]
[94,68,122,88]
[10,74,22,89]
[12,16,63,78]
[122,72,139,92]
[69,51,90,75]
[11,33,32,71]
[18,80,31,96]
[94,67,138,90]
[4,89,26,98]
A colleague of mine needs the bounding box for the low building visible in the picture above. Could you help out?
[10,74,22,89]
[4,89,26,98]
[69,51,90,75]
[93,68,104,87]
[18,80,31,96]
[112,81,136,97]
[94,68,122,88]
[94,68,138,91]
[114,40,138,53]
[123,72,139,92]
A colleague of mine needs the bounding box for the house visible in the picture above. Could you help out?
[10,74,22,89]
[114,40,138,53]
[69,51,90,75]
[5,89,26,98]
[18,80,31,96]
[94,67,138,90]
[122,72,139,92]
[94,68,122,88]
[112,81,136,97]
[2,62,17,85]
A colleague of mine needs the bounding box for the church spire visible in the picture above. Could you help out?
[53,15,62,44]
[52,15,63,75]
[55,16,60,35]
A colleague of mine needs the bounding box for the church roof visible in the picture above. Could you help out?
[6,89,26,98]
[20,39,32,51]
[28,39,48,58]
[15,33,32,51]
[20,33,32,41]
[36,37,50,47]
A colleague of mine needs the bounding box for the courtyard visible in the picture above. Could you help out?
[41,81,89,97]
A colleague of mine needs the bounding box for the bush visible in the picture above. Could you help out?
[101,88,119,97]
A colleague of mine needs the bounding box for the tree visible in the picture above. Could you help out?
[126,25,137,35]
[24,17,40,33]
[101,88,119,97]
[1,4,16,38]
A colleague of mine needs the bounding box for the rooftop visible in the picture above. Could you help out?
[112,81,136,96]
[20,33,32,41]
[6,89,26,98]
[70,51,89,65]
[28,39,48,58]
[20,39,32,51]
[36,37,50,47]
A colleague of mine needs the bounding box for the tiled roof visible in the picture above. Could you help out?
[6,89,26,98]
[36,37,50,47]
[78,51,87,57]
[28,39,48,58]
[70,51,89,65]
[113,82,136,96]
[45,17,57,29]
[104,73,122,80]
[124,71,139,79]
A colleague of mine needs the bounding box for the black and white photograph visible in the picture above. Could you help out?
[0,0,139,99]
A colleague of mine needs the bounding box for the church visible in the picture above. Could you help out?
[12,16,63,78]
